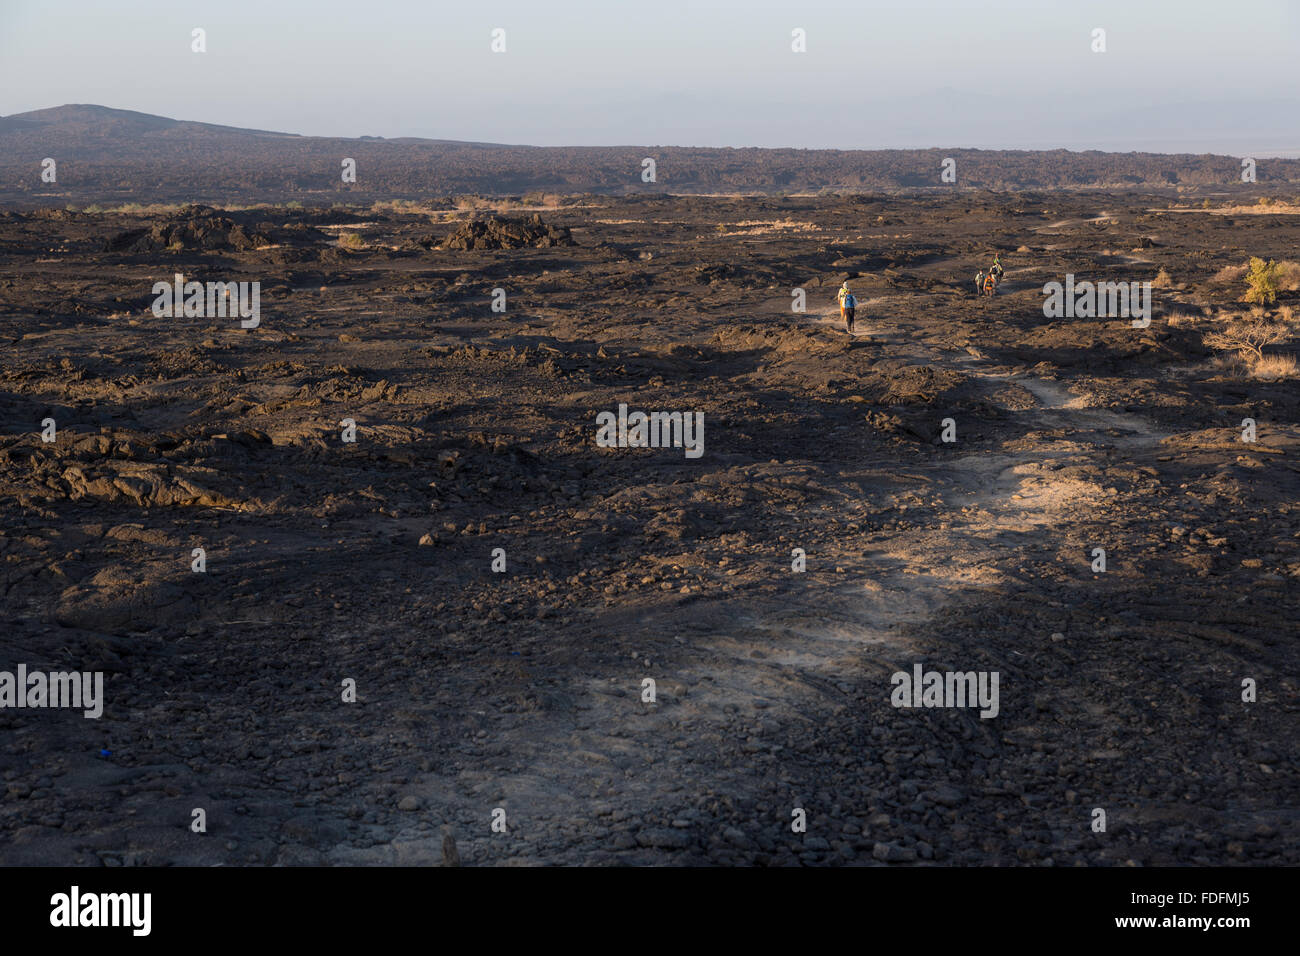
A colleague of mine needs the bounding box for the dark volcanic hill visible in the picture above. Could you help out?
[4,104,1300,205]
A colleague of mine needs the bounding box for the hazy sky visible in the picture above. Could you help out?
[3,0,1299,153]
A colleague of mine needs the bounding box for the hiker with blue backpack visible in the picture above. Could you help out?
[838,281,857,333]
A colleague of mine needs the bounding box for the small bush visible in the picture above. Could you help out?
[1203,308,1296,363]
[1251,353,1297,379]
[1211,263,1247,285]
[1273,260,1300,292]
[338,232,365,249]
[1153,267,1173,288]
[1244,256,1280,305]
[370,199,422,215]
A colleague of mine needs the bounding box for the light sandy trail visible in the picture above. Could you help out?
[727,297,1170,689]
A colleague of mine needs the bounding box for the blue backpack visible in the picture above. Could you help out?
[844,294,857,309]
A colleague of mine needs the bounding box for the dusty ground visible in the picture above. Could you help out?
[0,193,1296,866]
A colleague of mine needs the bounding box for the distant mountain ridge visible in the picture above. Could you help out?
[3,104,1299,205]
[0,104,301,139]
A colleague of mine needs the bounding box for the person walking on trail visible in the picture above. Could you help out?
[842,289,857,333]
[975,269,986,295]
[983,271,998,297]
[990,255,1004,283]
[838,282,853,326]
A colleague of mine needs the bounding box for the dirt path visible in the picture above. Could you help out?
[1033,212,1115,232]
[361,298,1176,865]
[758,302,1169,664]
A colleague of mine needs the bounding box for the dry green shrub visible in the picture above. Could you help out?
[1244,257,1281,305]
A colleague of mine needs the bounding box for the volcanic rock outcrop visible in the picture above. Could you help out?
[437,213,575,250]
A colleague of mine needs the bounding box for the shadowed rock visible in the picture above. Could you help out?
[442,832,460,866]
[104,205,274,253]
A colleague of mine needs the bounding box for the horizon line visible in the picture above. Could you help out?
[5,103,1300,160]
